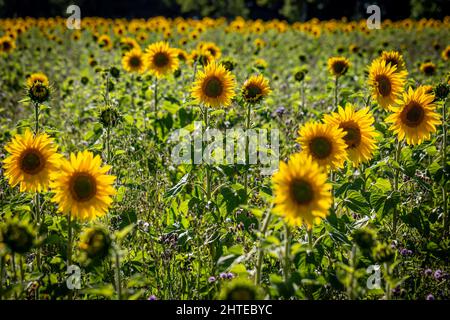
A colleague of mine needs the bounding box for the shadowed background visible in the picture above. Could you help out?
[0,0,448,20]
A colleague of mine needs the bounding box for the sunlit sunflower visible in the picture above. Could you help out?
[272,153,332,229]
[419,62,436,76]
[3,129,61,192]
[191,62,236,108]
[323,104,378,166]
[442,45,450,61]
[368,59,406,110]
[143,41,179,78]
[198,42,222,60]
[50,150,116,221]
[122,48,146,74]
[327,56,350,77]
[386,87,440,145]
[379,51,408,74]
[241,74,271,104]
[26,73,49,87]
[296,121,347,169]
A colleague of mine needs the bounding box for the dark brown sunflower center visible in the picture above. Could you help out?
[401,102,425,127]
[291,179,314,205]
[70,173,97,202]
[244,84,262,100]
[129,56,142,68]
[376,75,392,96]
[153,52,169,67]
[423,65,435,75]
[309,136,332,159]
[332,61,348,75]
[20,150,44,175]
[341,123,361,149]
[3,41,11,50]
[203,76,223,98]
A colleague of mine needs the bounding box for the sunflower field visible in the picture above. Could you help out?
[0,16,449,301]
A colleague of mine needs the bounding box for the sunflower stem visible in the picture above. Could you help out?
[442,98,448,236]
[115,249,122,300]
[154,77,158,115]
[283,224,291,283]
[393,139,402,235]
[301,80,306,111]
[334,76,339,111]
[203,106,211,200]
[307,228,313,251]
[34,102,40,134]
[244,102,251,202]
[255,210,271,285]
[35,193,42,271]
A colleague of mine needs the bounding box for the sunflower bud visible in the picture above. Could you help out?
[219,278,262,300]
[1,218,36,254]
[110,66,120,79]
[79,226,111,262]
[220,58,237,72]
[352,228,377,253]
[28,82,50,103]
[373,243,395,263]
[433,83,450,101]
[173,69,181,78]
[98,105,121,128]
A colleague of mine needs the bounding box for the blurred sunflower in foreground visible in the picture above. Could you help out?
[3,129,61,192]
[272,154,332,229]
[386,87,440,145]
[323,104,378,166]
[191,62,236,108]
[50,150,116,221]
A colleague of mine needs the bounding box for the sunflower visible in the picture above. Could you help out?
[323,104,378,166]
[368,59,406,110]
[97,34,113,51]
[386,87,440,145]
[143,41,179,78]
[420,62,436,76]
[198,41,221,60]
[442,45,450,61]
[241,74,271,104]
[191,62,236,108]
[122,48,146,74]
[379,50,407,74]
[26,73,49,87]
[3,129,61,192]
[50,151,116,221]
[120,37,139,51]
[0,36,16,54]
[296,121,347,169]
[190,49,214,67]
[327,56,350,77]
[272,153,332,229]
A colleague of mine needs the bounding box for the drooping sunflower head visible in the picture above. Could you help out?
[144,41,179,78]
[3,129,61,192]
[98,105,122,128]
[323,104,378,167]
[420,62,436,76]
[50,150,116,221]
[191,62,236,108]
[241,74,271,104]
[380,51,407,74]
[220,57,237,72]
[386,87,441,145]
[433,83,450,101]
[272,153,332,229]
[442,45,450,61]
[0,36,16,54]
[327,56,350,77]
[296,121,347,170]
[368,59,406,110]
[122,48,146,74]
[0,217,36,254]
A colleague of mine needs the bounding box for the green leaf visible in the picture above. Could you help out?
[164,173,189,198]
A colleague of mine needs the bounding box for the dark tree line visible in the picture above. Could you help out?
[0,0,448,21]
